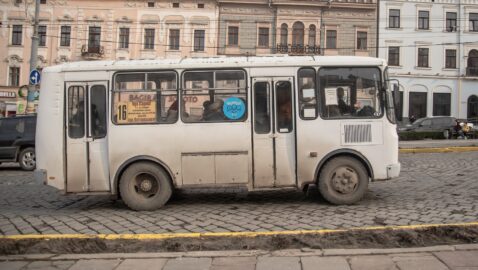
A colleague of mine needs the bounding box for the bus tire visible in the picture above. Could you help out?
[119,162,172,211]
[318,156,369,205]
[19,147,36,171]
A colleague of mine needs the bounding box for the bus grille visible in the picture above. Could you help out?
[344,124,372,143]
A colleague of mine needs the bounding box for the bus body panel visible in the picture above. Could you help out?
[36,66,66,190]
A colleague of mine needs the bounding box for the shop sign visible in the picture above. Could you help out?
[0,91,16,98]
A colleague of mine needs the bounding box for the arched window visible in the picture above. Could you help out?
[467,49,478,76]
[280,24,288,46]
[308,24,316,47]
[468,95,478,119]
[292,21,304,46]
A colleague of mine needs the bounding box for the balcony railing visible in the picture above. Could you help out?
[81,45,105,59]
[276,44,321,55]
[466,67,478,77]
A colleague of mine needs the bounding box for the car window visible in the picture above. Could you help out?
[422,119,431,126]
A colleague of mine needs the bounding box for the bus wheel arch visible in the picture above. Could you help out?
[314,150,373,205]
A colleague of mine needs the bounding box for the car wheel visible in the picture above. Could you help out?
[318,157,369,205]
[19,147,36,171]
[119,162,172,211]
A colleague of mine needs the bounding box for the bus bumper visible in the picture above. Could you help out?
[34,169,47,185]
[386,163,401,179]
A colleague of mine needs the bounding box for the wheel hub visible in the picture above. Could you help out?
[139,179,153,192]
[331,167,359,194]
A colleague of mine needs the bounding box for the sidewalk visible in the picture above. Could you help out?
[399,139,478,149]
[1,244,478,270]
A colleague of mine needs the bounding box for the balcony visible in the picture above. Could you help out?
[275,44,321,55]
[466,67,478,77]
[81,45,105,60]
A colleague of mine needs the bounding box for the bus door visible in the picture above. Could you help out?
[252,77,296,188]
[65,82,109,192]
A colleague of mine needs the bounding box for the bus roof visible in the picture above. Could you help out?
[46,55,386,73]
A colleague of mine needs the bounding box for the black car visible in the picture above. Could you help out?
[0,115,36,170]
[398,116,456,139]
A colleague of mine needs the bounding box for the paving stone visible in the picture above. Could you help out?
[256,256,301,270]
[163,257,212,270]
[434,251,478,268]
[0,261,29,270]
[210,257,256,270]
[115,258,167,270]
[68,259,121,270]
[392,255,448,270]
[349,255,399,270]
[301,256,351,270]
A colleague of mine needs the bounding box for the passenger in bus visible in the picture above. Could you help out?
[203,99,225,121]
[166,100,178,122]
[70,101,84,137]
[278,97,292,132]
[336,87,351,115]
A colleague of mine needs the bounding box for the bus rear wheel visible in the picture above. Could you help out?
[318,157,369,205]
[119,162,172,211]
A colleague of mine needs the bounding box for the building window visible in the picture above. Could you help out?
[308,25,316,47]
[198,3,204,8]
[388,46,400,66]
[228,26,238,46]
[119,28,129,49]
[147,1,154,7]
[446,12,457,32]
[172,2,179,8]
[409,92,427,119]
[433,93,451,116]
[389,9,400,28]
[60,25,71,47]
[12,25,22,45]
[356,31,367,50]
[194,30,205,52]
[470,13,478,32]
[258,27,269,47]
[468,95,478,119]
[292,21,304,46]
[326,30,337,49]
[280,23,288,46]
[169,29,180,50]
[144,28,155,49]
[418,48,429,67]
[40,0,46,4]
[445,49,456,69]
[38,25,47,46]
[9,67,20,87]
[418,11,430,30]
[88,26,101,53]
[467,49,478,76]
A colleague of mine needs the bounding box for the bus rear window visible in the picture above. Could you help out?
[113,72,178,124]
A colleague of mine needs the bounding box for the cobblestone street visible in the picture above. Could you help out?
[0,152,477,236]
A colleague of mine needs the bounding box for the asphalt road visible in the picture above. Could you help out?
[0,151,477,236]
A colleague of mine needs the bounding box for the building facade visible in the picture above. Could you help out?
[1,0,377,115]
[379,0,478,122]
[217,0,377,57]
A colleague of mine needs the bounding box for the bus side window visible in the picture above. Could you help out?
[298,68,317,119]
[319,67,383,119]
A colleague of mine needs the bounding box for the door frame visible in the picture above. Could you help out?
[64,80,109,192]
[251,76,297,188]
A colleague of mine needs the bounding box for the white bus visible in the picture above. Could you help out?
[35,56,400,211]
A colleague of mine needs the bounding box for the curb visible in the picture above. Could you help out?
[1,244,478,261]
[399,146,478,153]
[1,221,478,241]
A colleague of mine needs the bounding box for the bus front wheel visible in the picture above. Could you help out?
[318,157,369,205]
[119,162,172,211]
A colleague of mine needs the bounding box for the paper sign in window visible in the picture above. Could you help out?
[302,88,315,99]
[325,88,338,105]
